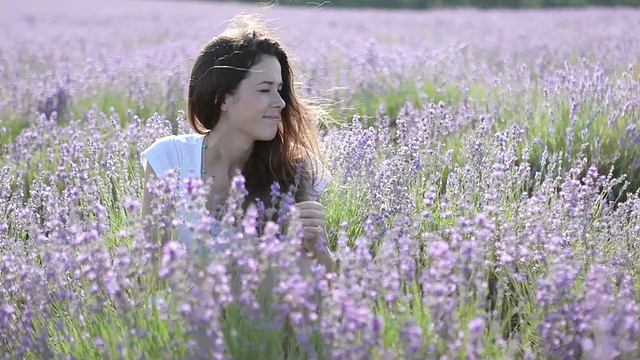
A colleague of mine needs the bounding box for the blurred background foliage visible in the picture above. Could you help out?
[221,0,639,9]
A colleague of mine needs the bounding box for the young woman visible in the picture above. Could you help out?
[139,15,336,279]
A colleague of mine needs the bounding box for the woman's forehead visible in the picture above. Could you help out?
[246,57,282,82]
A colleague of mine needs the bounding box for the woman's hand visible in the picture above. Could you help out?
[292,200,326,254]
[292,201,336,274]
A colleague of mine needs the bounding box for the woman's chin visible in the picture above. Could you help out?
[254,130,279,142]
[256,133,276,141]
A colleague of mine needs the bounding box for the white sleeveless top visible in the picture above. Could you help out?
[140,133,332,254]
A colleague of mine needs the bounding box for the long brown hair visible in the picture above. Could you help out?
[187,15,326,210]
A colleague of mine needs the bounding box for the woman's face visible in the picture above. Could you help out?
[219,55,287,142]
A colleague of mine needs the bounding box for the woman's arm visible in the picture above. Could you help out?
[140,165,171,290]
[141,164,171,247]
[307,229,336,274]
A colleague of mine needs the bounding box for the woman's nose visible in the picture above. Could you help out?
[273,92,286,109]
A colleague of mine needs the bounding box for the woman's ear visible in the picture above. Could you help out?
[221,92,239,112]
[218,93,229,112]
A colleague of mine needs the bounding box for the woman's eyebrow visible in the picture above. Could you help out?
[257,81,283,86]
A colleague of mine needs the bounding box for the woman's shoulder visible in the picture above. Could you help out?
[142,133,204,156]
[173,133,205,145]
[147,133,202,147]
[140,133,203,179]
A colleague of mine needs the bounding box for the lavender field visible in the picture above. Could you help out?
[2,0,640,359]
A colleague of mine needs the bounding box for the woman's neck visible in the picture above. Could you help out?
[203,129,254,175]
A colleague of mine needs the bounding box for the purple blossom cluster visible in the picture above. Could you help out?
[2,0,640,359]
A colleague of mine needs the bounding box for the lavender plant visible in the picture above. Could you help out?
[2,1,640,359]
